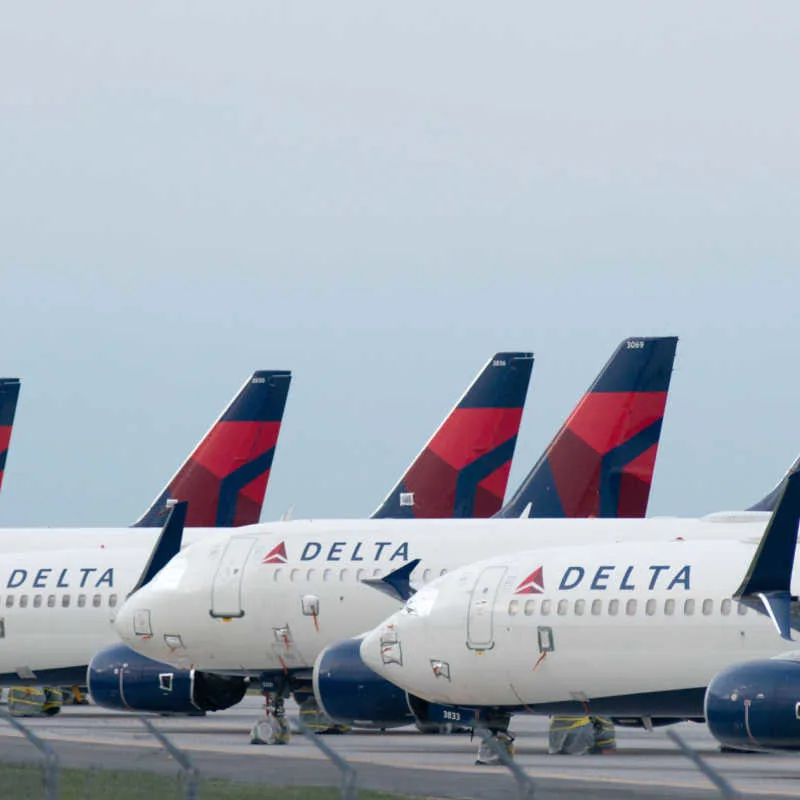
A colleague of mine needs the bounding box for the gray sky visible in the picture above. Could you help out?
[1,2,799,526]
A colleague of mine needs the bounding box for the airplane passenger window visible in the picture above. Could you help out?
[591,599,602,616]
[4,596,12,608]
[355,569,364,581]
[372,568,383,578]
[524,599,536,616]
[440,569,448,576]
[557,599,568,615]
[508,599,519,616]
[47,595,55,608]
[273,569,282,582]
[574,599,585,616]
[62,595,70,608]
[306,569,316,581]
[33,595,42,609]
[645,599,656,616]
[541,600,552,616]
[77,594,86,608]
[664,599,675,616]
[423,569,431,582]
[19,595,28,608]
[720,599,732,616]
[339,569,348,582]
[323,569,333,582]
[625,599,637,616]
[290,569,300,583]
[702,599,713,616]
[684,599,695,616]
[737,603,748,616]
[608,599,619,616]
[93,595,102,608]
[109,594,118,608]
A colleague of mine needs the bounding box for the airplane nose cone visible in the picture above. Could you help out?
[359,626,385,675]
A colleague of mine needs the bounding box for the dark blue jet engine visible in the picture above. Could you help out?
[705,659,800,751]
[87,644,247,714]
[313,638,415,728]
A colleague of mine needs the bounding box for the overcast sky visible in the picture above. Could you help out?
[1,2,798,526]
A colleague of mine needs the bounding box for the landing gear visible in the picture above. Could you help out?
[548,715,617,755]
[249,677,290,745]
[474,711,514,765]
[297,696,350,735]
[475,730,515,765]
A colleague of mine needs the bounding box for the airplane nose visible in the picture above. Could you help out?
[360,614,404,678]
[359,627,384,674]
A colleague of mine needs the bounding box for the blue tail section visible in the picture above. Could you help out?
[496,337,678,519]
[134,371,291,528]
[371,353,534,519]
[0,378,21,493]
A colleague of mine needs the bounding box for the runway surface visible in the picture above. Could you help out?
[0,696,798,799]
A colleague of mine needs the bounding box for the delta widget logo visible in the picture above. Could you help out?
[262,542,288,565]
[515,566,544,595]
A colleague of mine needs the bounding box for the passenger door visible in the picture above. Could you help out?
[210,537,257,618]
[466,565,507,651]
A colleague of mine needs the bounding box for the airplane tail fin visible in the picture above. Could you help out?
[497,337,678,519]
[0,379,21,493]
[371,352,534,519]
[747,454,800,512]
[133,371,292,528]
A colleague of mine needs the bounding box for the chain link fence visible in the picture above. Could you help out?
[0,709,748,800]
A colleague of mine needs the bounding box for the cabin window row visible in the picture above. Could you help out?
[271,567,449,583]
[3,593,119,609]
[507,597,748,618]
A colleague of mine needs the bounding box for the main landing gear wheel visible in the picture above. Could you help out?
[250,686,291,745]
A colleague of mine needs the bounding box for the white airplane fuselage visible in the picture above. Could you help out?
[113,515,774,682]
[359,538,791,712]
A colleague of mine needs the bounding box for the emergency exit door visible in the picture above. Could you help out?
[466,566,507,650]
[210,537,257,618]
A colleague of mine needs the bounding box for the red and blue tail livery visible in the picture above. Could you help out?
[0,378,21,493]
[372,352,534,519]
[134,370,292,528]
[497,337,678,519]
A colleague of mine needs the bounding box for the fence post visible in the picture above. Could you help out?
[293,716,357,800]
[0,709,60,800]
[139,717,200,800]
[475,726,535,800]
[666,729,742,800]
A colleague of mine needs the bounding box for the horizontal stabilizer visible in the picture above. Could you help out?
[362,558,421,603]
[129,501,187,596]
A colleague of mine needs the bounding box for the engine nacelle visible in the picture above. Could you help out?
[706,659,800,751]
[87,644,247,714]
[313,638,415,728]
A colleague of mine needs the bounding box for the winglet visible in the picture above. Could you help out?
[362,558,421,602]
[128,501,188,597]
[734,469,800,640]
[747,453,800,512]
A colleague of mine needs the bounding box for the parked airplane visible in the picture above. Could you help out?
[0,379,21,494]
[357,470,800,755]
[111,337,688,730]
[0,352,533,701]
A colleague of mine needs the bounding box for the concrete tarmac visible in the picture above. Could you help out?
[0,697,798,799]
